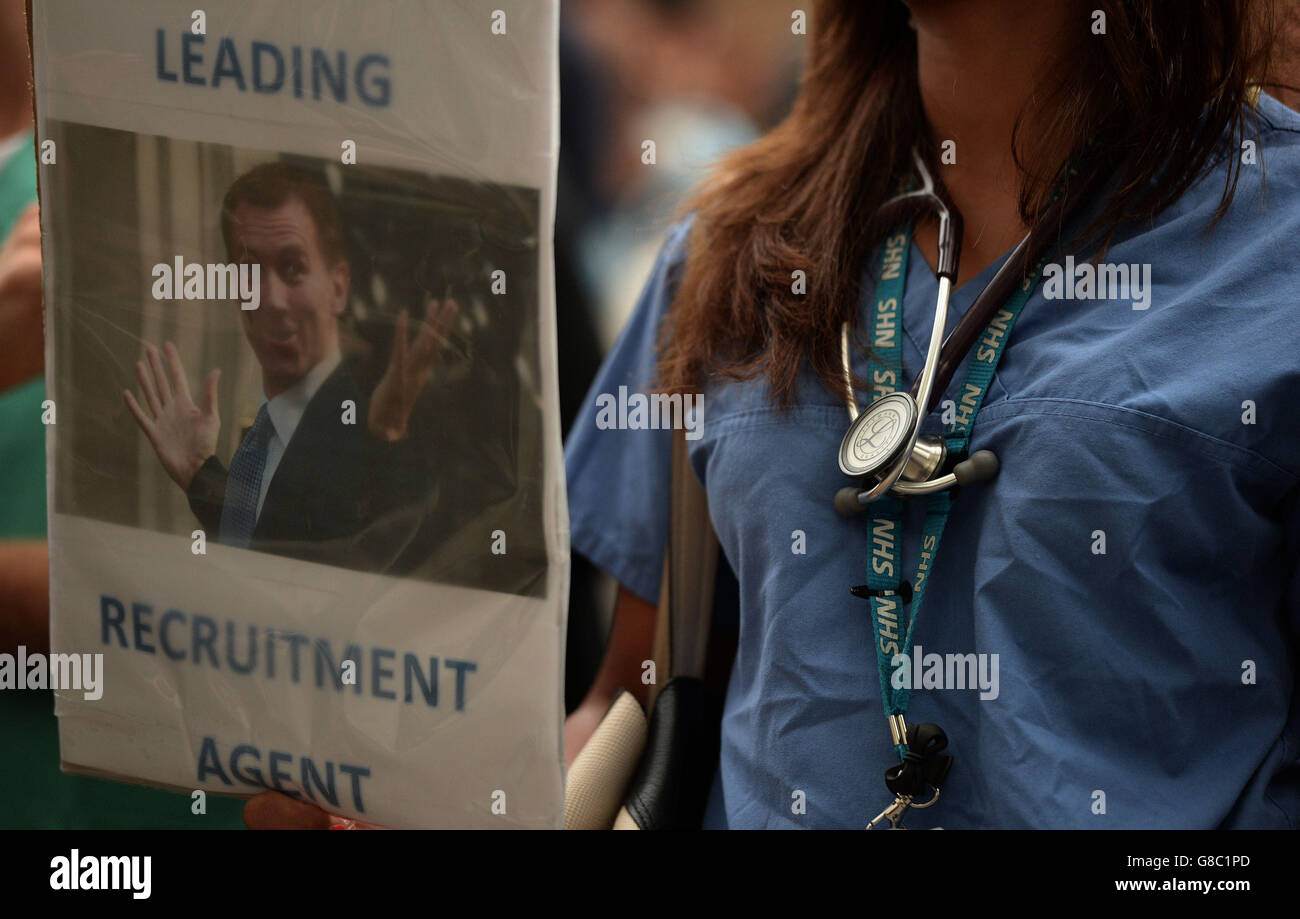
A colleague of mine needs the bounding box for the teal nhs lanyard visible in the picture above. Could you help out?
[863,223,1051,760]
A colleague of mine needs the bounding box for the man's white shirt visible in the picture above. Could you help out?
[255,349,342,519]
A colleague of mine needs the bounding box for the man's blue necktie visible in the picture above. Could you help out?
[219,404,274,548]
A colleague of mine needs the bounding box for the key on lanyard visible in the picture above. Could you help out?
[866,793,912,830]
[865,720,953,829]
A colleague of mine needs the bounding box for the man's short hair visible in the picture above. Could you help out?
[220,162,346,267]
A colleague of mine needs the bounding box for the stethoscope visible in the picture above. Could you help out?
[834,150,1097,828]
[833,149,1072,516]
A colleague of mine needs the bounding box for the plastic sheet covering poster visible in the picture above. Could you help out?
[31,0,566,828]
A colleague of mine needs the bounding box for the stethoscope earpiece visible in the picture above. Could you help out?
[834,485,870,517]
[834,447,1000,517]
[952,449,999,485]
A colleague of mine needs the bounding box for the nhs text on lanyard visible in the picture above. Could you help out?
[859,224,1050,829]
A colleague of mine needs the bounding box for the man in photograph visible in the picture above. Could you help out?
[123,162,456,569]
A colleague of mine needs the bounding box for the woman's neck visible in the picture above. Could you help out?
[907,0,1083,285]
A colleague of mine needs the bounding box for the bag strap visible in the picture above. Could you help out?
[648,428,720,709]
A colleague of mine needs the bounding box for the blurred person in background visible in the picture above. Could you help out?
[563,0,801,348]
[557,20,618,713]
[556,0,801,716]
[0,0,245,828]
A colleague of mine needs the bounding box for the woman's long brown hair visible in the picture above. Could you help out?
[656,0,1292,409]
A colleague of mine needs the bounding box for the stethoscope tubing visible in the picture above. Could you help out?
[902,165,1087,415]
[838,148,1104,502]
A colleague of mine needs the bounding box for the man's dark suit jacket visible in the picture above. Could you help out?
[186,363,431,572]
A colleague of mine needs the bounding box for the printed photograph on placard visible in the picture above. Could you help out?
[44,119,547,596]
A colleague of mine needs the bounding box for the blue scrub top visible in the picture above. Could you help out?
[565,93,1300,828]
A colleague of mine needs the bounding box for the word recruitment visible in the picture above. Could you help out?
[155,30,392,107]
[100,595,478,710]
[152,257,260,310]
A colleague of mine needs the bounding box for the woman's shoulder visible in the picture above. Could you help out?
[1254,91,1300,143]
[1056,95,1300,481]
[995,98,1300,484]
[1135,93,1300,317]
[1182,92,1300,224]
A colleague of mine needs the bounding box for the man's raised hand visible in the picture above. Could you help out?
[368,296,458,442]
[122,342,221,490]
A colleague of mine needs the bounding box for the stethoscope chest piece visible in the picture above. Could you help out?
[838,392,917,478]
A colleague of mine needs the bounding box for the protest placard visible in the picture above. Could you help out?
[31,0,565,829]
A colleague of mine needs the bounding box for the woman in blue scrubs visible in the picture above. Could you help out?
[562,0,1300,829]
[243,0,1299,829]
